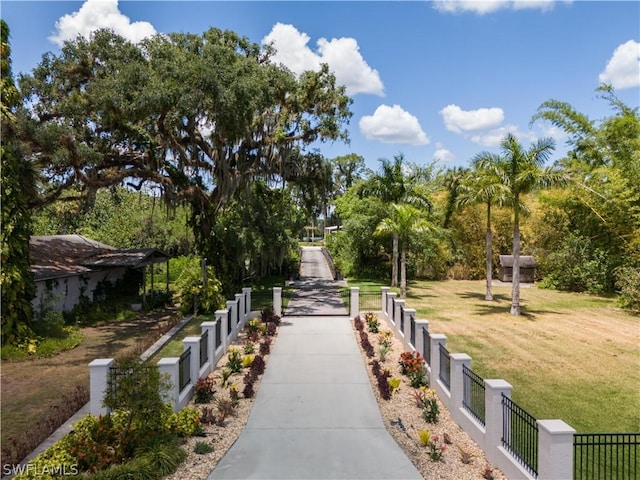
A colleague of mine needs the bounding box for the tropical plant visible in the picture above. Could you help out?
[474,133,566,315]
[375,204,433,298]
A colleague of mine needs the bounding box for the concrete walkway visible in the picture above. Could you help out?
[209,247,422,480]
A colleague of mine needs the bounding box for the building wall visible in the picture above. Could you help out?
[33,268,129,313]
[498,266,535,283]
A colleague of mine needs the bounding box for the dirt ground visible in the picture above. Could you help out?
[0,306,182,457]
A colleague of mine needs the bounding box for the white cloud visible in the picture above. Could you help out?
[433,143,456,163]
[359,104,429,145]
[599,40,640,89]
[471,124,537,147]
[440,104,504,133]
[49,0,156,46]
[263,23,384,96]
[433,0,570,15]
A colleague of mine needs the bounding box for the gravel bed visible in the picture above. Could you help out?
[353,313,508,480]
[167,316,507,480]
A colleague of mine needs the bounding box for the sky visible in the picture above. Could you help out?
[2,0,639,172]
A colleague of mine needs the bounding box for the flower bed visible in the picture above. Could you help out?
[353,312,508,480]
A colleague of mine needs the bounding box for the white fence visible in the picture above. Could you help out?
[354,287,576,480]
[89,286,270,414]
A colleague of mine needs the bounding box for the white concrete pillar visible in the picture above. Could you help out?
[396,300,406,338]
[381,287,390,316]
[226,300,237,341]
[273,287,282,317]
[450,353,472,425]
[183,336,201,387]
[215,309,229,350]
[537,419,576,480]
[414,319,429,362]
[429,333,446,387]
[235,293,245,330]
[201,321,216,375]
[89,358,114,416]
[350,287,360,319]
[158,357,180,412]
[387,292,398,326]
[403,308,417,350]
[242,287,252,320]
[484,379,513,466]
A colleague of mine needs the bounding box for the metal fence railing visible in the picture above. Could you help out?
[399,304,405,335]
[502,394,538,478]
[409,312,416,347]
[215,319,222,349]
[359,291,380,312]
[574,433,640,480]
[423,326,431,365]
[199,330,208,367]
[462,364,486,426]
[226,309,232,339]
[179,347,191,392]
[439,343,451,390]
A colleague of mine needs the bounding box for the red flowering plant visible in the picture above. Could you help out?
[194,375,216,404]
[399,351,428,388]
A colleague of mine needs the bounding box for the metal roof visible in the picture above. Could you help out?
[30,235,170,281]
[499,255,537,268]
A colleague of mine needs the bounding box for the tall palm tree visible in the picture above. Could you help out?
[360,153,431,287]
[476,133,566,315]
[375,204,432,298]
[457,164,510,301]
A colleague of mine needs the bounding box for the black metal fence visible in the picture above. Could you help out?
[215,319,222,349]
[502,394,538,478]
[462,364,486,426]
[199,330,208,367]
[574,433,640,480]
[409,312,416,346]
[179,347,191,392]
[359,290,380,312]
[422,326,431,365]
[439,343,451,390]
[226,309,232,339]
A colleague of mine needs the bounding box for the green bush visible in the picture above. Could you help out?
[175,257,225,315]
[616,266,640,312]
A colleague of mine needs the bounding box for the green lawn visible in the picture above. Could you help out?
[348,278,640,433]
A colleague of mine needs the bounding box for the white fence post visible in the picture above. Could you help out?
[403,308,417,351]
[242,287,252,320]
[537,419,576,480]
[215,309,229,350]
[414,319,429,358]
[273,287,282,317]
[158,357,180,412]
[235,293,245,331]
[350,287,360,318]
[201,321,216,376]
[429,333,446,388]
[183,336,201,389]
[381,287,390,317]
[395,299,406,339]
[89,358,113,416]
[484,379,513,466]
[226,300,237,342]
[449,353,472,425]
[387,292,397,326]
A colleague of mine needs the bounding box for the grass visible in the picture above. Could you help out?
[348,278,640,433]
[146,314,216,361]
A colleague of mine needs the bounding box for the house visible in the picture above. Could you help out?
[30,235,170,312]
[498,255,537,283]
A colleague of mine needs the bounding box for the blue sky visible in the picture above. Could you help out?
[2,1,639,171]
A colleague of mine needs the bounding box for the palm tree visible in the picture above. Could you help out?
[375,204,432,298]
[457,164,510,301]
[475,133,566,315]
[360,153,432,287]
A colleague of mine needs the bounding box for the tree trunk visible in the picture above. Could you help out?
[392,232,399,287]
[485,203,493,301]
[400,248,407,298]
[510,205,521,315]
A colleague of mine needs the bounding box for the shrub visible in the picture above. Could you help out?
[428,435,447,461]
[259,338,271,356]
[242,381,255,399]
[261,307,281,325]
[616,266,640,312]
[194,441,214,455]
[226,347,243,373]
[266,322,278,336]
[360,331,374,357]
[166,407,202,437]
[243,341,256,355]
[214,397,237,426]
[354,316,364,331]
[418,430,431,447]
[388,377,401,395]
[194,376,216,404]
[251,355,266,376]
[364,312,379,333]
[175,258,225,315]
